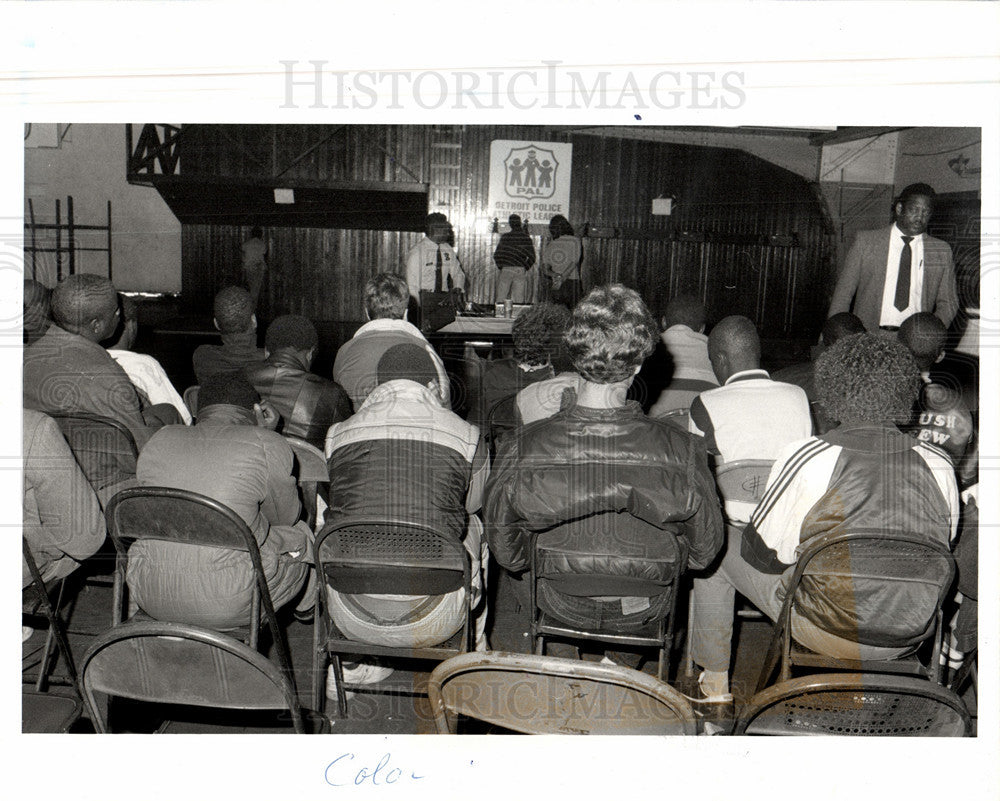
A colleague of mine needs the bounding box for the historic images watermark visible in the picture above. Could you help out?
[279,60,746,111]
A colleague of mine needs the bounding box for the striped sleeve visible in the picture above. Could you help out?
[914,441,961,540]
[740,437,838,573]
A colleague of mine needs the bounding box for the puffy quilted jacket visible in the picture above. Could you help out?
[484,398,723,583]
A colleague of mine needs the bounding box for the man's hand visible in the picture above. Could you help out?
[254,399,281,430]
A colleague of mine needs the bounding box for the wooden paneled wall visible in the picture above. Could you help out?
[180,125,834,338]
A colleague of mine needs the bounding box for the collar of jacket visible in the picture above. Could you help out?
[360,379,443,411]
[352,317,426,341]
[265,347,310,372]
[220,330,259,349]
[559,392,645,419]
[196,403,257,427]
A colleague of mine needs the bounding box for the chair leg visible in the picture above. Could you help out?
[682,588,696,678]
[755,623,783,693]
[331,655,348,718]
[534,634,546,656]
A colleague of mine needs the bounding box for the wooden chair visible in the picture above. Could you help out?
[683,459,773,676]
[312,516,473,717]
[734,673,971,736]
[529,526,684,681]
[80,620,325,733]
[428,651,697,735]
[22,539,80,695]
[756,530,955,692]
[104,487,296,679]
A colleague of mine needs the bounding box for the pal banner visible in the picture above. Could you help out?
[487,140,573,225]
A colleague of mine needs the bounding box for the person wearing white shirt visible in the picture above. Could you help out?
[404,212,464,304]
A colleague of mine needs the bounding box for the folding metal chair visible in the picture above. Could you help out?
[529,525,684,681]
[312,516,473,717]
[486,393,518,461]
[683,459,773,677]
[285,435,329,531]
[104,487,297,679]
[22,539,80,695]
[80,620,325,733]
[182,384,199,417]
[428,651,697,735]
[22,691,82,733]
[734,673,971,736]
[756,530,955,692]
[48,412,139,499]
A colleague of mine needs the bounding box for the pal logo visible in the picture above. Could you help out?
[503,144,558,199]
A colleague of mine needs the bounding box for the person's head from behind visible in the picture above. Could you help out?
[50,274,120,343]
[364,273,409,321]
[707,315,761,384]
[548,214,574,240]
[821,312,865,347]
[894,183,935,237]
[250,226,263,240]
[376,343,442,403]
[661,293,707,333]
[898,312,947,372]
[264,314,319,365]
[814,333,920,427]
[512,303,572,368]
[425,212,450,244]
[213,286,256,335]
[564,285,658,385]
[197,371,274,427]
[508,214,523,231]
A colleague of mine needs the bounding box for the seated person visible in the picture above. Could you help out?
[23,274,180,501]
[323,344,489,691]
[469,302,571,428]
[772,312,865,433]
[125,373,313,630]
[648,294,719,418]
[107,294,192,425]
[485,285,722,639]
[22,408,104,588]
[333,272,450,411]
[192,286,266,385]
[247,314,352,449]
[23,279,52,347]
[688,333,959,702]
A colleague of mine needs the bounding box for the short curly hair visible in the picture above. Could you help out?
[51,274,118,329]
[364,273,409,320]
[199,371,260,411]
[265,315,318,353]
[512,303,572,367]
[564,285,658,384]
[814,333,920,425]
[213,286,255,334]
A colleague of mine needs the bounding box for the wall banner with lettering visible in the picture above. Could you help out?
[487,140,573,226]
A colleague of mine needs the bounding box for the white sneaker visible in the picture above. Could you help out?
[326,662,394,703]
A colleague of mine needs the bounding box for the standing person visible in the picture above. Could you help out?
[404,212,465,305]
[242,227,268,311]
[828,183,958,333]
[541,214,584,308]
[493,214,535,304]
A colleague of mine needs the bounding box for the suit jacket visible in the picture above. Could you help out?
[828,226,958,331]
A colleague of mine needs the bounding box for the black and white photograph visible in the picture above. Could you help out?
[3,2,998,800]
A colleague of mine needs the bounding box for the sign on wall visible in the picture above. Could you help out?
[487,140,573,225]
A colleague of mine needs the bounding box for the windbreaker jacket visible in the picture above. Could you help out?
[484,398,723,582]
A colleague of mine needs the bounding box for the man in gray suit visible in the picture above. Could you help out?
[828,183,958,333]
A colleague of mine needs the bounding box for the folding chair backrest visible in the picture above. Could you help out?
[428,651,697,735]
[80,620,305,733]
[49,412,139,493]
[714,459,774,504]
[487,393,518,452]
[791,530,955,648]
[735,673,971,736]
[316,517,468,597]
[182,385,199,417]
[285,436,329,483]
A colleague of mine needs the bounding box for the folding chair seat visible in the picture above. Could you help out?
[529,522,684,681]
[104,487,297,673]
[756,530,956,692]
[312,516,474,718]
[428,651,698,735]
[22,539,80,696]
[734,672,971,736]
[80,620,325,733]
[22,691,82,734]
[683,459,773,677]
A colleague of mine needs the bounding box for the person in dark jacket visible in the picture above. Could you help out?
[689,333,959,702]
[493,214,536,303]
[247,314,352,449]
[484,285,723,640]
[192,286,266,385]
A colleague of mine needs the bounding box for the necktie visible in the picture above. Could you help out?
[894,235,913,312]
[434,245,443,293]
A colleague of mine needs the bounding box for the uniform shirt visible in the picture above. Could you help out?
[405,237,464,297]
